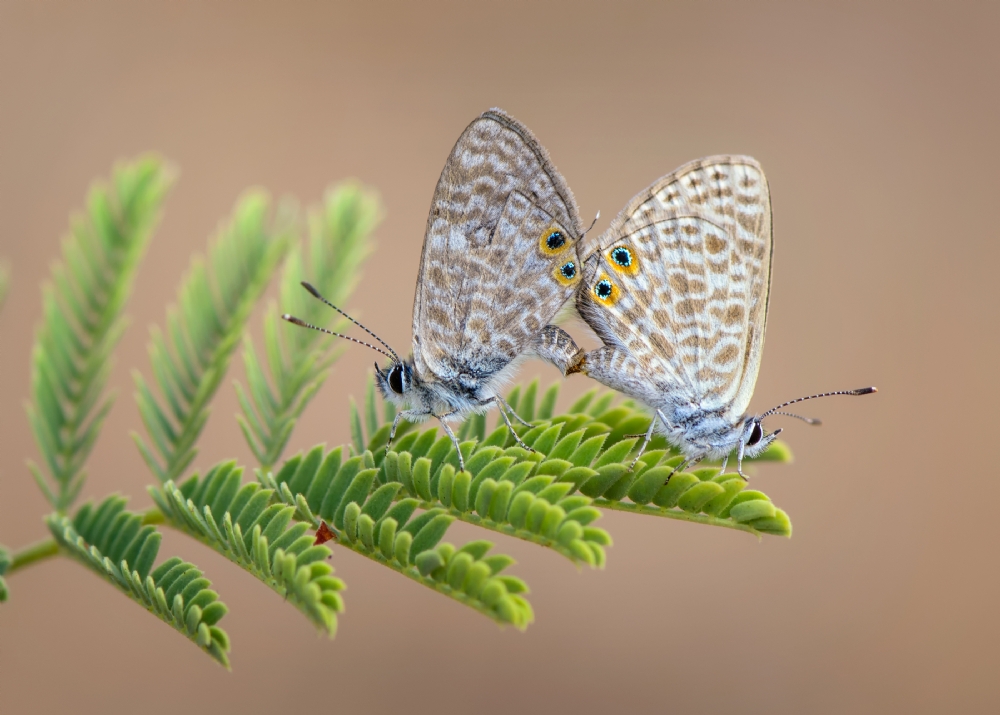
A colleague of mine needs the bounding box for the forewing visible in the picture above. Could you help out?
[412,109,585,382]
[578,156,771,417]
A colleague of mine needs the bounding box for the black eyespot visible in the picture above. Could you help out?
[747,422,763,446]
[388,365,404,394]
[595,280,613,299]
[546,231,566,250]
[560,262,576,279]
[611,246,632,267]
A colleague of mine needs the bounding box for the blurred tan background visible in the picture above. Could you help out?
[1,1,997,713]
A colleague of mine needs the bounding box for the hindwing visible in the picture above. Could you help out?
[578,156,772,418]
[412,109,585,384]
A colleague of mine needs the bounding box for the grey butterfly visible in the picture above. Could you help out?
[284,109,588,470]
[545,155,875,477]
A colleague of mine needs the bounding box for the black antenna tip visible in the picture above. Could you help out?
[282,314,305,326]
[853,387,877,395]
[301,281,321,298]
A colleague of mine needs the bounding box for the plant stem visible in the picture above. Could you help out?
[7,507,166,576]
[9,538,60,573]
[593,499,761,536]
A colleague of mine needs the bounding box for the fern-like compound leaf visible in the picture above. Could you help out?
[133,192,293,483]
[371,378,793,539]
[261,446,533,629]
[149,462,345,635]
[28,157,172,511]
[237,183,380,471]
[46,495,230,667]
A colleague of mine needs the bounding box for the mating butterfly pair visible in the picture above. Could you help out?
[284,109,874,476]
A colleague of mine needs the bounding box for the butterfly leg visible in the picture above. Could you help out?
[491,396,537,453]
[736,439,748,481]
[433,413,468,473]
[532,325,585,375]
[386,409,430,455]
[664,456,703,485]
[497,396,534,429]
[717,455,730,478]
[628,413,660,471]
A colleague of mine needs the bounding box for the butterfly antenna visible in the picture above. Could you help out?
[581,210,601,240]
[770,411,822,426]
[281,314,395,361]
[299,281,399,362]
[761,387,877,419]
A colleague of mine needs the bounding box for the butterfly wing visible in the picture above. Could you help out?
[578,156,772,419]
[412,109,585,385]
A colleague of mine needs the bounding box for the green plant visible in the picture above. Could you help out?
[0,156,792,668]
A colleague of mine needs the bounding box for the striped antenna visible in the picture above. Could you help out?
[281,314,396,361]
[761,387,876,420]
[297,281,399,362]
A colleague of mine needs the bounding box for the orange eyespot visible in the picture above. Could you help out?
[607,245,639,275]
[553,260,579,286]
[539,225,571,255]
[592,275,620,305]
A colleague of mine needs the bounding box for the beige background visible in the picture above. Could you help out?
[1,2,997,713]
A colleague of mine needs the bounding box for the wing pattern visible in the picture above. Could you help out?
[412,109,584,384]
[577,156,771,418]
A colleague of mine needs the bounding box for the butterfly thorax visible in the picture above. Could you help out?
[658,403,748,460]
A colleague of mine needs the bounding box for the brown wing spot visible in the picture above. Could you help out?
[649,333,675,359]
[705,234,728,255]
[651,309,673,327]
[724,304,746,326]
[714,344,739,366]
[676,298,706,318]
[669,274,689,293]
[696,367,727,383]
[737,211,758,232]
[682,223,699,236]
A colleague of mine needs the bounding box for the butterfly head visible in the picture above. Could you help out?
[375,359,415,404]
[740,417,782,459]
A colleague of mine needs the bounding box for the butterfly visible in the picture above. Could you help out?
[283,109,589,470]
[556,155,875,477]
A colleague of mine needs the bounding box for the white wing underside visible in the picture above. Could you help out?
[580,156,772,419]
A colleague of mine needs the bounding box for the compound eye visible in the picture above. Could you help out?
[747,422,763,446]
[388,365,404,394]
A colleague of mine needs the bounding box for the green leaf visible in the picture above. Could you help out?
[236,183,380,471]
[265,445,532,629]
[134,190,293,483]
[150,462,345,636]
[28,157,172,511]
[47,495,230,667]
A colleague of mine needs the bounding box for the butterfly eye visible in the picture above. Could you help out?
[388,364,405,394]
[746,422,763,446]
[540,227,570,255]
